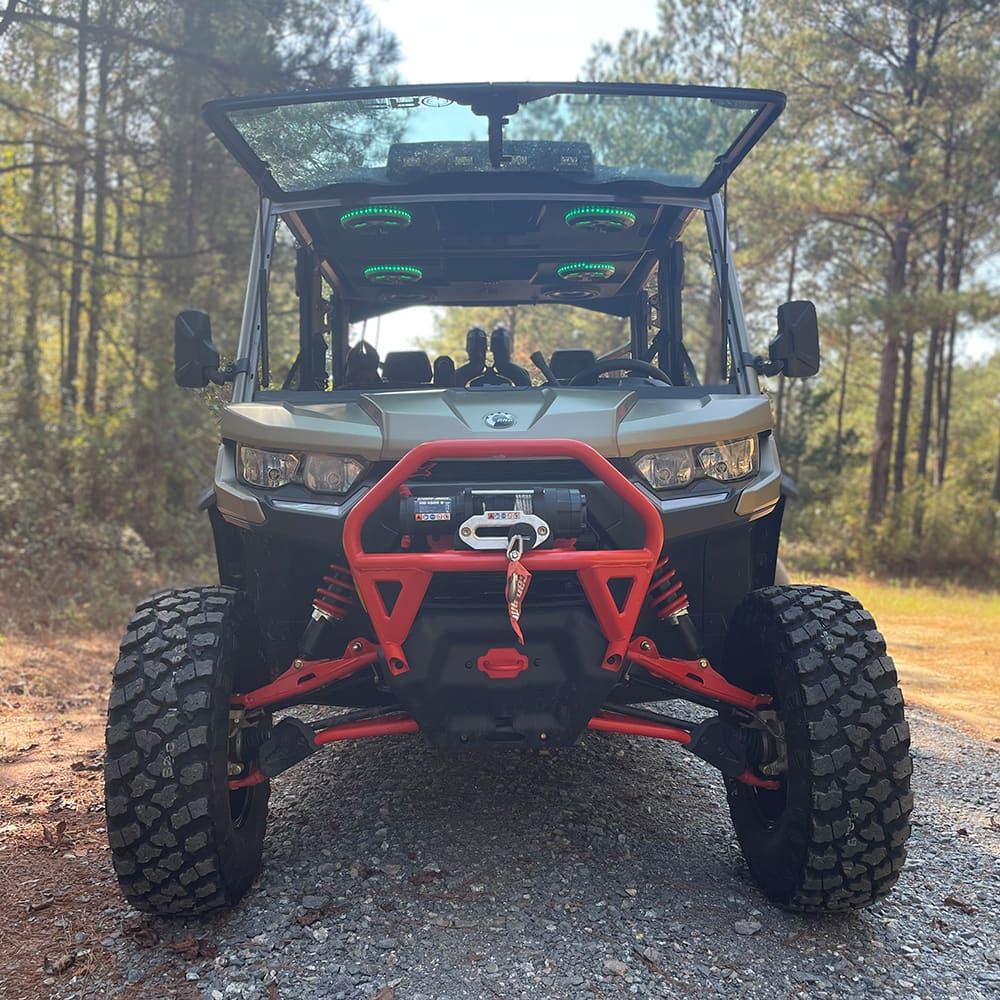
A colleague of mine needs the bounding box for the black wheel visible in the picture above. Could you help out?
[105,586,271,915]
[721,585,912,912]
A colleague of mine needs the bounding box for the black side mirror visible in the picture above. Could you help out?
[770,301,819,378]
[175,310,221,387]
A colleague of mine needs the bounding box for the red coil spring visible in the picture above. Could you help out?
[313,561,354,620]
[648,555,690,620]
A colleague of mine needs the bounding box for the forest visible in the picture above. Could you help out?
[0,0,997,635]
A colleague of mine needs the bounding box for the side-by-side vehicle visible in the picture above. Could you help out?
[104,82,912,916]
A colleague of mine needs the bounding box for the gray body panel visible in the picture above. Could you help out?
[222,389,773,461]
[215,390,780,535]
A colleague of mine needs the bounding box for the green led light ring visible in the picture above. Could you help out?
[556,262,616,282]
[564,206,637,230]
[340,206,413,231]
[363,264,424,284]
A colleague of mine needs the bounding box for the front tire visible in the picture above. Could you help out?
[722,585,912,912]
[105,586,270,915]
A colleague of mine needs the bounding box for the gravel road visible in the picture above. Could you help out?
[73,704,1000,1000]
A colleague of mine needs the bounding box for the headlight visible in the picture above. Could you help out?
[302,454,366,494]
[237,444,366,494]
[634,436,757,491]
[238,446,300,489]
[697,438,756,481]
[634,449,695,490]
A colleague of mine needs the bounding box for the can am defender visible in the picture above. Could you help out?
[104,83,912,916]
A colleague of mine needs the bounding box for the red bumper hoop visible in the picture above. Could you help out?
[342,438,664,674]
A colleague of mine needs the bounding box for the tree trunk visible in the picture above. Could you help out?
[934,205,968,487]
[19,152,44,429]
[833,323,853,471]
[893,258,920,512]
[63,0,90,415]
[891,325,915,519]
[935,315,957,487]
[992,431,1000,504]
[913,192,951,537]
[866,226,908,524]
[916,142,952,484]
[84,0,114,416]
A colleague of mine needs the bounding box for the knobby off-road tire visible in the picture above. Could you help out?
[721,585,913,912]
[105,587,271,915]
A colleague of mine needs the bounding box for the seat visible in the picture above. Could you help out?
[490,325,532,386]
[433,356,456,387]
[344,341,382,388]
[549,349,597,382]
[382,351,433,386]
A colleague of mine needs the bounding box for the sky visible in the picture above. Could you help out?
[369,0,660,84]
[360,0,663,356]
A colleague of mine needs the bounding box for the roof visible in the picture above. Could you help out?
[202,83,785,321]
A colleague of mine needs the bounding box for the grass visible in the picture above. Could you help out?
[803,572,1000,742]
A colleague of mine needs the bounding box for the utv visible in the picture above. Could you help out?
[105,83,912,916]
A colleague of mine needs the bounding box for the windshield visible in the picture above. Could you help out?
[209,84,781,197]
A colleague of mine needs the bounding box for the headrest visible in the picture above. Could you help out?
[382,350,433,385]
[466,326,487,359]
[549,349,597,381]
[433,356,456,387]
[345,341,382,387]
[490,324,513,360]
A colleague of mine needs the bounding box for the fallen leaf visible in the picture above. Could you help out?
[409,869,449,887]
[170,935,217,960]
[42,821,68,850]
[943,895,976,915]
[122,917,159,949]
[43,953,76,975]
[70,759,103,772]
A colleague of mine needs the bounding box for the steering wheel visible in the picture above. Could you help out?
[568,358,672,386]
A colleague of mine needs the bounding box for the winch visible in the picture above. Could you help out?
[399,487,586,550]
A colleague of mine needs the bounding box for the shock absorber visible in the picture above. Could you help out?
[648,554,702,658]
[299,560,354,658]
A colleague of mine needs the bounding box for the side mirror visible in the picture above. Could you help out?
[770,300,819,378]
[175,310,220,388]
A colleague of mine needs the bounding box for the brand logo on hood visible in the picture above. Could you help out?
[484,411,516,429]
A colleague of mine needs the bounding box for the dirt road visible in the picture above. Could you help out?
[1,614,998,999]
